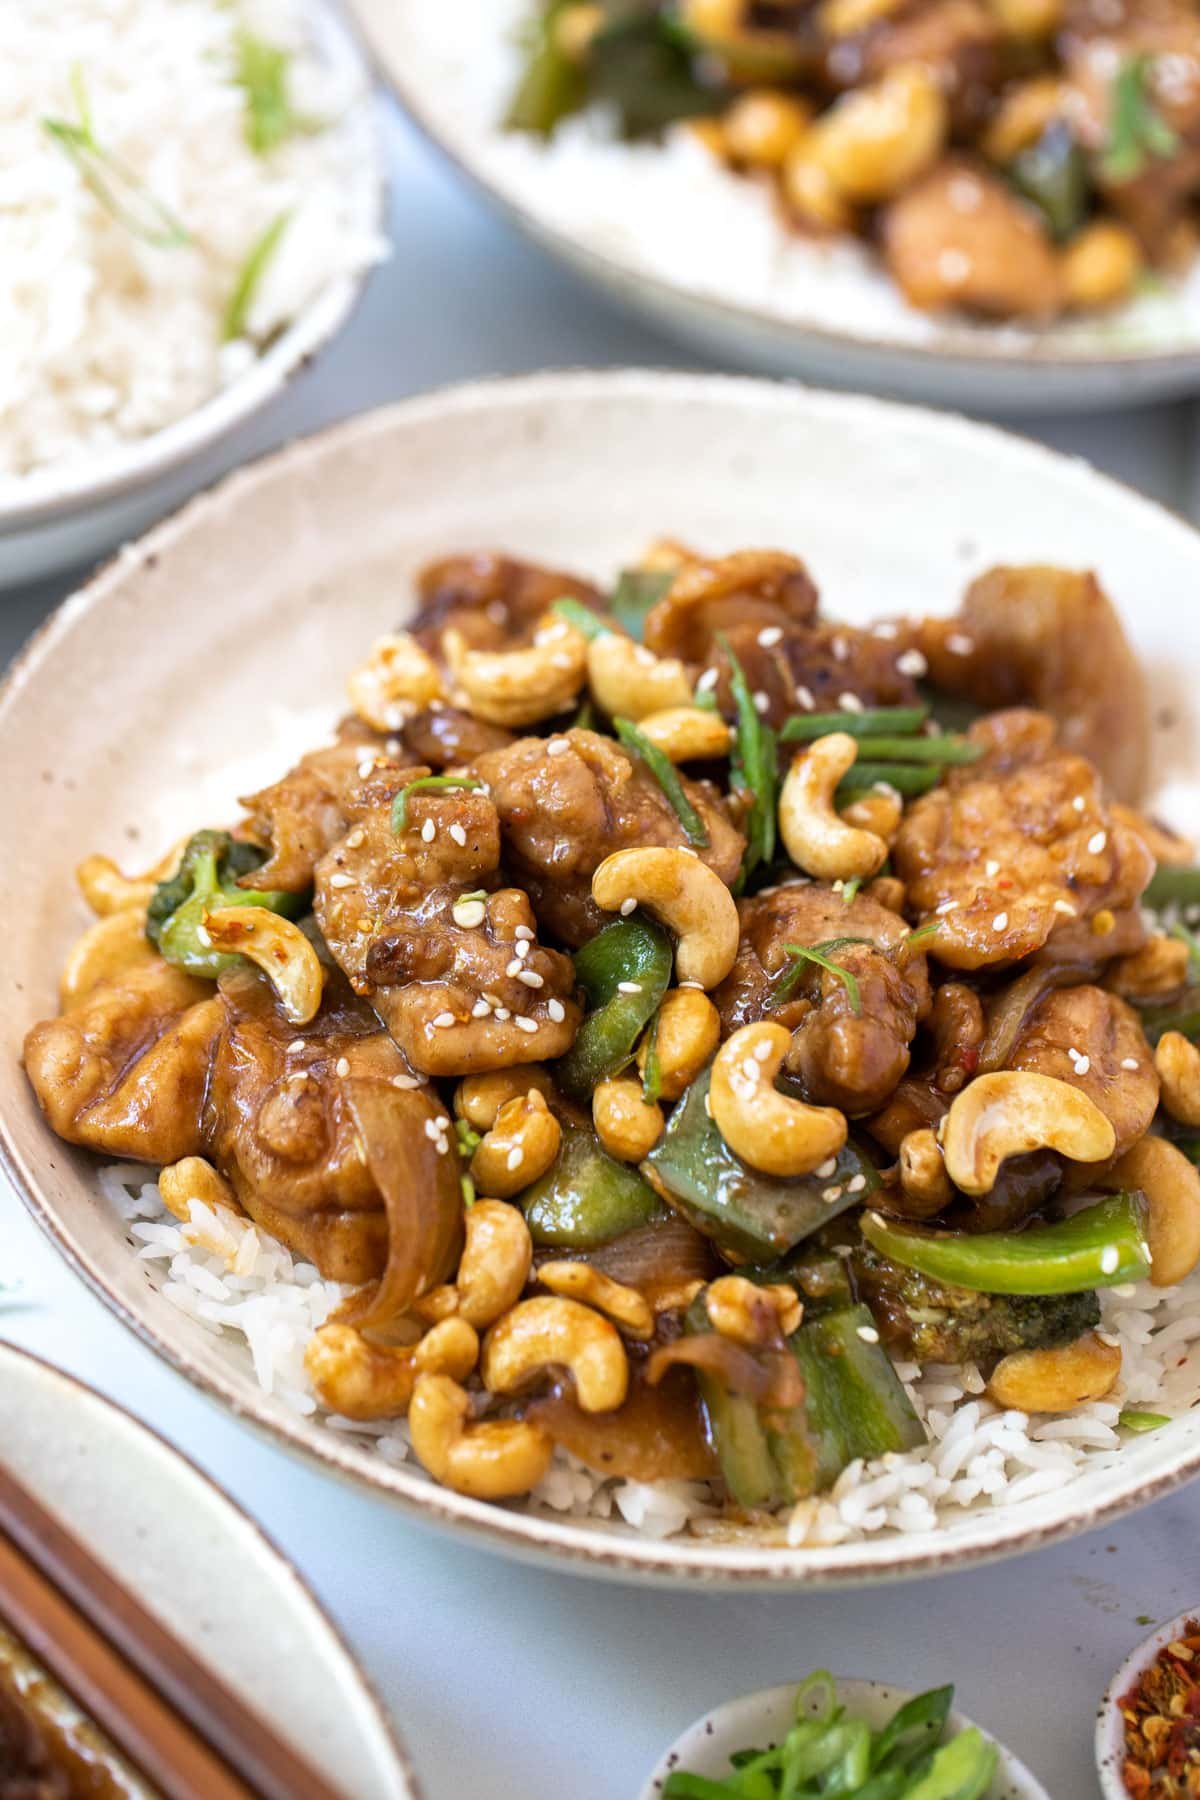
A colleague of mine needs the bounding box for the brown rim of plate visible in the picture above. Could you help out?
[5,369,1200,1586]
[0,1341,423,1800]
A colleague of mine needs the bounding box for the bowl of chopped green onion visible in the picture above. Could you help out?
[641,1671,1050,1799]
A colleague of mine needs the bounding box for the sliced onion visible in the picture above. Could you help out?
[337,1078,464,1333]
[528,1367,717,1482]
[575,1213,719,1309]
[978,962,1101,1074]
[646,1336,803,1409]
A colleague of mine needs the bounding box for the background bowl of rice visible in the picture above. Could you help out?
[0,0,385,588]
[3,368,1200,1587]
[345,0,1200,414]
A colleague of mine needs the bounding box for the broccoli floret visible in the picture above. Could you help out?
[849,1241,1101,1367]
[146,830,305,977]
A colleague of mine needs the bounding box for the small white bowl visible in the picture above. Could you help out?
[1096,1607,1200,1798]
[640,1678,1051,1800]
[0,0,383,590]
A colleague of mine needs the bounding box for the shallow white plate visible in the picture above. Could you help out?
[1095,1606,1200,1798]
[640,1677,1050,1799]
[2,368,1199,1586]
[0,0,383,590]
[0,1339,418,1799]
[346,0,1200,413]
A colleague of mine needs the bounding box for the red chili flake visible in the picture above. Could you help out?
[1120,1621,1200,1796]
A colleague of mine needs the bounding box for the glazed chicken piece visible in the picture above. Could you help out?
[713,882,932,1115]
[473,728,745,948]
[204,968,462,1285]
[313,773,581,1074]
[917,566,1150,801]
[395,704,514,770]
[409,552,604,655]
[23,963,220,1164]
[893,712,1155,968]
[641,549,819,662]
[882,159,1064,319]
[238,717,390,893]
[1007,984,1160,1159]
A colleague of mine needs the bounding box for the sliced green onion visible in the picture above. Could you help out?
[234,29,324,155]
[43,69,190,248]
[222,209,292,341]
[391,775,482,834]
[1145,865,1200,910]
[720,635,776,888]
[552,596,609,640]
[836,763,942,801]
[847,735,982,766]
[840,877,863,906]
[773,938,867,1014]
[1119,1409,1170,1432]
[1101,52,1179,183]
[610,567,673,640]
[1170,921,1200,980]
[614,717,709,848]
[780,705,929,744]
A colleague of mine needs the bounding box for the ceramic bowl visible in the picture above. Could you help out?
[2,368,1199,1586]
[0,1340,418,1798]
[640,1677,1050,1799]
[346,0,1200,414]
[0,0,383,590]
[1095,1607,1200,1798]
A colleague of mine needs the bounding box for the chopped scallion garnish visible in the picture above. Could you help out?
[772,938,868,1014]
[613,718,709,847]
[391,775,483,834]
[719,635,776,890]
[222,209,292,342]
[1101,53,1179,183]
[42,67,190,248]
[234,29,324,156]
[779,705,929,744]
[552,596,609,640]
[610,567,674,640]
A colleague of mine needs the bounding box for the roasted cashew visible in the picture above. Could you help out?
[159,1155,238,1222]
[635,706,732,763]
[839,787,903,844]
[592,1076,663,1162]
[481,1296,629,1413]
[443,614,587,727]
[987,1332,1121,1413]
[941,1071,1116,1195]
[59,909,158,1008]
[413,1316,481,1380]
[1107,935,1191,1002]
[537,1261,654,1339]
[305,1323,418,1421]
[779,735,888,882]
[636,987,721,1101]
[809,64,947,203]
[705,1274,802,1347]
[470,1090,561,1198]
[1155,1032,1200,1128]
[408,1374,553,1498]
[592,847,740,990]
[454,1065,555,1131]
[76,836,189,916]
[201,907,324,1024]
[346,631,444,730]
[415,1199,534,1330]
[865,875,906,913]
[898,1128,953,1212]
[586,633,692,720]
[1111,1135,1200,1288]
[710,1021,848,1177]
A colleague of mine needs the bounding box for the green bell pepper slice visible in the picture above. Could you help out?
[1145,864,1200,910]
[519,1121,664,1249]
[861,1192,1151,1296]
[555,916,673,1100]
[785,1302,925,1491]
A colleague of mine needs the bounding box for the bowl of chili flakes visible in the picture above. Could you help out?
[1098,1611,1200,1798]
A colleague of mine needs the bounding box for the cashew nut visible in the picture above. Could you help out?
[941,1071,1116,1195]
[470,1090,561,1198]
[59,909,158,1008]
[809,64,947,203]
[779,735,889,882]
[898,1128,954,1213]
[408,1373,553,1498]
[481,1296,629,1413]
[415,1199,534,1330]
[538,1261,654,1339]
[592,847,740,990]
[76,836,190,916]
[305,1323,418,1421]
[987,1332,1121,1413]
[454,1065,555,1130]
[1155,1031,1200,1128]
[865,874,907,913]
[159,1155,238,1222]
[586,633,692,721]
[346,631,444,730]
[592,1076,663,1162]
[710,1021,848,1177]
[413,1316,481,1380]
[840,787,903,844]
[201,907,324,1024]
[636,987,721,1101]
[705,1274,802,1347]
[635,706,732,763]
[1107,935,1191,1002]
[1111,1135,1200,1288]
[443,614,587,727]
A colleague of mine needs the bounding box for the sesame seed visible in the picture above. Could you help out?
[856,1325,881,1344]
[847,1174,867,1194]
[518,970,544,988]
[548,998,565,1023]
[1052,899,1078,917]
[678,980,704,990]
[515,1015,539,1034]
[822,1185,844,1204]
[515,939,530,960]
[895,649,928,678]
[547,737,570,756]
[1072,795,1086,813]
[505,959,523,978]
[753,691,770,716]
[796,685,815,710]
[287,1039,306,1053]
[384,740,401,758]
[753,1039,774,1062]
[1112,1284,1137,1298]
[1121,1057,1140,1071]
[421,819,436,843]
[196,925,212,948]
[936,899,959,915]
[831,635,849,663]
[329,872,354,889]
[1141,1241,1153,1262]
[453,898,486,929]
[619,898,637,916]
[482,992,503,1007]
[993,912,1009,932]
[634,646,656,667]
[1072,1053,1091,1075]
[345,828,365,849]
[1087,830,1107,854]
[506,1146,525,1172]
[946,632,974,656]
[357,758,375,779]
[423,1119,441,1142]
[1100,1245,1120,1275]
[617,981,642,994]
[815,1158,838,1179]
[449,823,467,847]
[873,622,899,641]
[697,667,719,693]
[291,1071,308,1085]
[985,860,1000,878]
[471,999,492,1018]
[838,692,864,713]
[432,1011,456,1028]
[515,925,534,941]
[494,1007,511,1021]
[335,1057,350,1077]
[392,1073,421,1088]
[757,626,783,649]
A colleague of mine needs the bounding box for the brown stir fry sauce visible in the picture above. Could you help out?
[22,541,1200,1516]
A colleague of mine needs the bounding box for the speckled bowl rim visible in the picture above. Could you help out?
[0,0,385,535]
[0,1339,423,1800]
[1095,1605,1200,1797]
[6,368,1200,1589]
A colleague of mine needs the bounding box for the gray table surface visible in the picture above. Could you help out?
[3,93,1199,1800]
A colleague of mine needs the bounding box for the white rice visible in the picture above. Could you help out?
[0,0,384,482]
[99,1159,1200,1545]
[407,0,1200,354]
